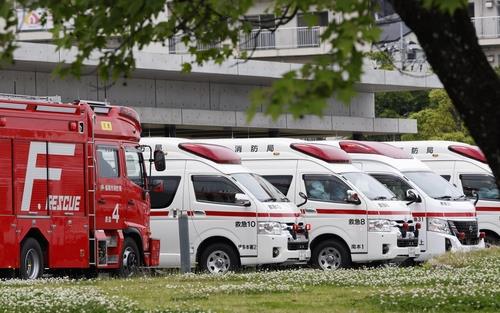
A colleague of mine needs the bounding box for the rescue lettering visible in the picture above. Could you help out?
[47,195,81,211]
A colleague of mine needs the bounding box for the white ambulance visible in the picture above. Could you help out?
[140,137,310,274]
[386,140,499,246]
[324,140,485,260]
[202,138,420,270]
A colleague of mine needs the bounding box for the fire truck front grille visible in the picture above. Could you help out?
[449,220,480,245]
[397,238,419,247]
[287,241,309,251]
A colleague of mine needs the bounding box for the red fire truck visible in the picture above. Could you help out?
[0,93,165,279]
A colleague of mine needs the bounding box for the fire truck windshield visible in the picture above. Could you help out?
[232,173,289,202]
[342,172,397,201]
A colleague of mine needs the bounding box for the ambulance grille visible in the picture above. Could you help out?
[449,220,480,245]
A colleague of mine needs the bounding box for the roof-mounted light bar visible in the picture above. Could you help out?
[179,143,241,164]
[339,140,412,159]
[448,145,487,163]
[291,143,352,163]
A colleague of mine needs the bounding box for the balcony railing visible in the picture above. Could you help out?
[472,16,500,39]
[169,26,323,54]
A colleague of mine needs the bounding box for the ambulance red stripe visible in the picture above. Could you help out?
[412,212,476,218]
[475,207,500,212]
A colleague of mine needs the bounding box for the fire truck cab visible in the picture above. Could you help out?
[140,137,310,274]
[387,140,499,246]
[327,140,485,260]
[202,138,419,270]
[0,94,163,279]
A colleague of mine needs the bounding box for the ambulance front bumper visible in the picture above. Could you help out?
[351,231,420,263]
[416,231,485,261]
[253,233,310,265]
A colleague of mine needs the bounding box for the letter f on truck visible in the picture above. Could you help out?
[21,142,76,211]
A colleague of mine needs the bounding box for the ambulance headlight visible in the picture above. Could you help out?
[427,218,451,234]
[368,219,394,232]
[258,222,282,235]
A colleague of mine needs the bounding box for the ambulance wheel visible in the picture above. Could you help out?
[312,240,351,270]
[485,234,500,248]
[19,238,44,279]
[116,237,141,278]
[200,243,238,274]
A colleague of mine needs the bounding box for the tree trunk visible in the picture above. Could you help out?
[388,0,500,188]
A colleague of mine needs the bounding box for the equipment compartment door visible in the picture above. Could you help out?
[0,138,16,268]
[47,142,88,268]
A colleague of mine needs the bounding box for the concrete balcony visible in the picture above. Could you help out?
[472,16,500,45]
[168,26,330,58]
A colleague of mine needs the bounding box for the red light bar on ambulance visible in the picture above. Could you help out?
[448,145,487,163]
[339,140,412,159]
[290,143,351,163]
[179,143,241,164]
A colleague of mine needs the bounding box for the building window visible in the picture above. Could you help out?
[467,2,474,17]
[297,12,329,27]
[240,15,276,50]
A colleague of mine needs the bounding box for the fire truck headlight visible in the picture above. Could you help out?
[368,219,393,232]
[258,222,282,235]
[427,218,452,234]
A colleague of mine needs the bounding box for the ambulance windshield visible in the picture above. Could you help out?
[232,173,289,202]
[404,171,464,200]
[342,172,396,201]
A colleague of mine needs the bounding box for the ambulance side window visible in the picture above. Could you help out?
[460,174,500,200]
[370,174,412,201]
[97,146,119,178]
[125,149,145,187]
[303,174,350,203]
[192,175,243,205]
[150,176,181,209]
[262,175,293,195]
[441,175,451,182]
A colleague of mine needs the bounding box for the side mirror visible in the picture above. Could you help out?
[154,149,166,172]
[235,193,251,207]
[297,191,308,207]
[405,189,421,205]
[150,179,165,193]
[472,190,479,206]
[346,190,361,205]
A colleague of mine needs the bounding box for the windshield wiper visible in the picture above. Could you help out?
[435,195,452,200]
[263,198,277,202]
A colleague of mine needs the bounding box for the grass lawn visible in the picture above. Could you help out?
[1,248,499,313]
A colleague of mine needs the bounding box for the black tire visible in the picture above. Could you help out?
[19,238,44,279]
[199,243,239,274]
[485,234,500,248]
[312,239,351,270]
[115,237,141,278]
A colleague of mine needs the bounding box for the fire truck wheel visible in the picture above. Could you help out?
[312,240,351,270]
[200,243,238,274]
[117,237,141,278]
[19,238,44,279]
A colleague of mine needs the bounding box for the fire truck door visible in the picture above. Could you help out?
[47,142,88,268]
[95,144,124,229]
[123,146,149,228]
[0,138,16,268]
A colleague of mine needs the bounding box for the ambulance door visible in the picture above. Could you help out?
[123,146,148,229]
[150,160,185,267]
[95,144,124,230]
[0,138,16,268]
[370,173,428,252]
[47,142,88,268]
[297,160,368,254]
[187,163,258,261]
